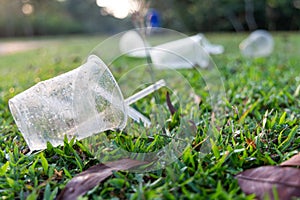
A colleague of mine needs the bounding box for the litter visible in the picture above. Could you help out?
[240,30,274,58]
[119,30,223,68]
[9,55,165,151]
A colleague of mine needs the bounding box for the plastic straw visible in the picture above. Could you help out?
[124,79,166,105]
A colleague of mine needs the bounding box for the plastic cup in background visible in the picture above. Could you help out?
[191,33,224,55]
[119,30,150,58]
[119,30,212,69]
[150,36,211,68]
[239,30,274,58]
[9,55,165,151]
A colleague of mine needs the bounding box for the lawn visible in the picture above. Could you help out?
[0,32,299,199]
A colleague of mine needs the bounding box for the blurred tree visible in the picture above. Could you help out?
[245,0,258,30]
[63,0,133,33]
[0,0,83,37]
[266,0,300,30]
[0,0,23,36]
[30,0,83,35]
[0,0,298,37]
[0,0,133,37]
[152,0,299,32]
[153,0,246,32]
[151,0,187,31]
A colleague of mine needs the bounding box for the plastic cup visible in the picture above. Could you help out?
[239,30,274,58]
[192,33,224,55]
[9,55,165,151]
[82,28,226,171]
[150,36,210,68]
[119,30,211,68]
[119,30,149,58]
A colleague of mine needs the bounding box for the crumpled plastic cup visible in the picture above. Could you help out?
[150,35,211,68]
[239,30,274,58]
[9,55,165,151]
[191,33,224,55]
[119,30,212,68]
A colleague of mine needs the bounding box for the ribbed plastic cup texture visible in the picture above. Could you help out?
[9,55,126,151]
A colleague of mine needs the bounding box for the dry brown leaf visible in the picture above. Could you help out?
[236,166,300,200]
[280,153,300,167]
[57,158,148,200]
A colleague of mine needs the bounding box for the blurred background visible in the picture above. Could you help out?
[0,0,299,38]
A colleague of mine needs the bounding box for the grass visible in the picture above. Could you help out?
[0,32,300,199]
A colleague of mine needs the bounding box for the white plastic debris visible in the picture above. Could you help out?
[239,30,274,58]
[9,55,165,151]
[190,33,224,55]
[119,30,150,58]
[150,36,210,68]
[119,30,218,68]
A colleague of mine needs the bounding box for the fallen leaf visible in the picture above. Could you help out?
[280,153,300,167]
[166,91,177,115]
[236,166,300,200]
[57,158,148,200]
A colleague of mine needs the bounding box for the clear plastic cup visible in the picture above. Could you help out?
[84,28,226,171]
[192,33,224,55]
[239,30,274,58]
[150,36,211,68]
[9,55,165,151]
[119,30,211,68]
[119,30,149,58]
